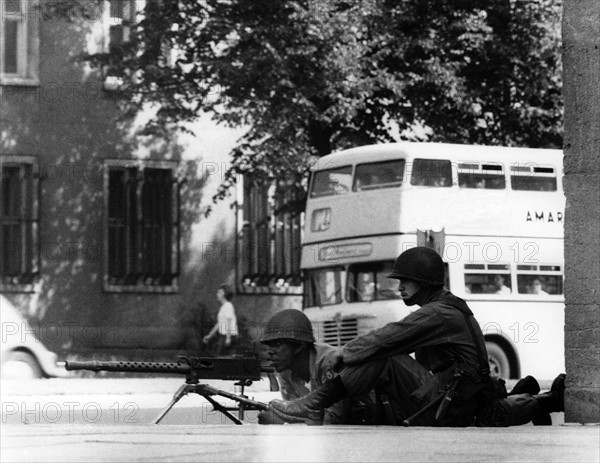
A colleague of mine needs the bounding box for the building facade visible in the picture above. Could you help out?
[1,0,301,362]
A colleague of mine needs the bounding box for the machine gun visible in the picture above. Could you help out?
[65,355,276,425]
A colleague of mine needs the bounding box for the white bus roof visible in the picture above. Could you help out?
[311,142,562,171]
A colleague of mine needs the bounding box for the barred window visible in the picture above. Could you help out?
[0,156,39,291]
[273,184,302,286]
[104,161,180,292]
[239,179,303,292]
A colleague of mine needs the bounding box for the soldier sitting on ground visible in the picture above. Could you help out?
[264,247,565,427]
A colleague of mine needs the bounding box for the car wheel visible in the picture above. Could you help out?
[486,342,510,379]
[2,351,44,379]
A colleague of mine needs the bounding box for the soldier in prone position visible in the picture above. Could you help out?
[263,247,565,427]
[258,309,379,425]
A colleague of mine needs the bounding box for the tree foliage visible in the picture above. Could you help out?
[95,0,562,206]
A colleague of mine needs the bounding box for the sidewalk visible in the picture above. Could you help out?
[1,377,598,462]
[1,376,281,427]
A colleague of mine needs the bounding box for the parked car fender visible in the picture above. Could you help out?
[1,295,66,379]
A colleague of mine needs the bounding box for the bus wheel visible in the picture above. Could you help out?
[486,342,510,379]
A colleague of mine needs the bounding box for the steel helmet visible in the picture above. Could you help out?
[388,247,445,285]
[261,309,316,344]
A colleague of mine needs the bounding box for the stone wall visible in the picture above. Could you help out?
[562,0,600,423]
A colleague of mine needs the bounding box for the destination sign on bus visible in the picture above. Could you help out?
[319,243,373,261]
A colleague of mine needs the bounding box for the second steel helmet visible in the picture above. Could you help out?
[261,309,316,344]
[388,246,445,285]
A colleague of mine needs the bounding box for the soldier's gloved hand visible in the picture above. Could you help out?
[258,407,286,425]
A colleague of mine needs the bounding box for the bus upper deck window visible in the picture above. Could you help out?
[458,163,506,189]
[510,165,557,191]
[310,166,353,197]
[353,160,405,191]
[410,159,452,187]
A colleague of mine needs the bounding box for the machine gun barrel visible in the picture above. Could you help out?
[65,356,265,381]
[65,360,192,375]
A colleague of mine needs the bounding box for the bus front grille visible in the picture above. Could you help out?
[322,318,358,346]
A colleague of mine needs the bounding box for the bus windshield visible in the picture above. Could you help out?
[304,266,345,307]
[310,166,353,197]
[347,261,402,302]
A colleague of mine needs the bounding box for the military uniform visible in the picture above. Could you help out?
[277,342,377,424]
[339,287,544,426]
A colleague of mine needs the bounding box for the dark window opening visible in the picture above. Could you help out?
[458,163,506,189]
[353,160,405,191]
[410,159,452,187]
[511,165,557,191]
[0,160,39,288]
[106,164,179,289]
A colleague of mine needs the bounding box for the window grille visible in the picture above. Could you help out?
[0,156,39,291]
[105,161,180,292]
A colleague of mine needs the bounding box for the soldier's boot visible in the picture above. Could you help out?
[532,373,566,425]
[268,376,347,425]
[508,375,540,396]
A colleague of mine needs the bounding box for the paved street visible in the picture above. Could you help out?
[1,377,598,462]
[3,423,599,462]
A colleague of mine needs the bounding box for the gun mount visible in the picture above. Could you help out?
[65,355,276,425]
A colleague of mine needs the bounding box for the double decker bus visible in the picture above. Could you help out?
[302,142,564,380]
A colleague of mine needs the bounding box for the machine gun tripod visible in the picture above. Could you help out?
[153,376,269,424]
[65,355,275,425]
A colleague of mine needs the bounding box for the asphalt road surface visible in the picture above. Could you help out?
[2,377,598,463]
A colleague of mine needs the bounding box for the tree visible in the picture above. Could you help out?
[91,0,563,209]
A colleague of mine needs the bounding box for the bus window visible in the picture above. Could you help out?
[410,159,453,187]
[464,263,512,294]
[347,261,402,302]
[304,267,345,307]
[510,165,557,191]
[516,264,563,295]
[310,166,353,197]
[353,160,405,191]
[458,163,506,189]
